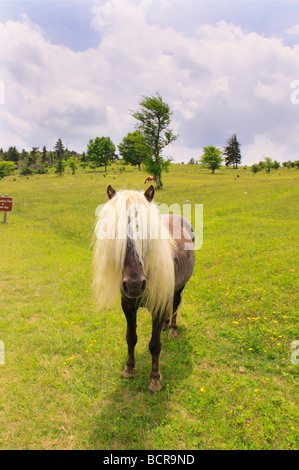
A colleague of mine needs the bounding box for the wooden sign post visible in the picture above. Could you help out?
[0,194,13,223]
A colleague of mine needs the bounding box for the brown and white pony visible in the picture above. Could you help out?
[93,185,195,392]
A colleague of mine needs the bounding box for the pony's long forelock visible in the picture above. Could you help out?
[93,189,176,319]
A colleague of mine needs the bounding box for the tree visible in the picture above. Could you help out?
[5,146,19,162]
[118,131,150,171]
[28,147,39,166]
[0,161,16,178]
[20,149,28,161]
[258,160,266,170]
[55,158,66,175]
[264,157,273,173]
[223,133,242,168]
[251,163,262,174]
[199,146,223,174]
[41,145,47,164]
[272,160,280,170]
[87,136,116,172]
[54,138,65,163]
[68,158,77,175]
[132,92,178,188]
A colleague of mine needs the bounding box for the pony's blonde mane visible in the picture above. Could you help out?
[93,189,176,319]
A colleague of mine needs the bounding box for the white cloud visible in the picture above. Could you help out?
[0,1,299,165]
[243,135,287,166]
[286,24,299,36]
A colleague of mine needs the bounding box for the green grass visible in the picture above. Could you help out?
[0,164,298,449]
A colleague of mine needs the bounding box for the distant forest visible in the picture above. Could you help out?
[0,136,299,179]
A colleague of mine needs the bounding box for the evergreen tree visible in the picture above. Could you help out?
[28,147,39,166]
[55,158,66,175]
[5,146,19,162]
[54,138,65,163]
[41,145,47,163]
[20,149,28,161]
[223,133,242,169]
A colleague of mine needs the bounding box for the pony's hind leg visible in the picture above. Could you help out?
[169,285,185,338]
[121,296,138,378]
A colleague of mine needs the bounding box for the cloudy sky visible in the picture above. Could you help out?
[1,0,299,165]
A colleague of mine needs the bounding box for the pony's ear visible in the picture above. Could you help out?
[144,185,155,202]
[107,185,116,200]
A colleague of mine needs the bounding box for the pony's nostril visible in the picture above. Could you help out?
[141,280,146,292]
[122,281,128,293]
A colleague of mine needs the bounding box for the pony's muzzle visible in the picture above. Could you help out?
[122,278,146,298]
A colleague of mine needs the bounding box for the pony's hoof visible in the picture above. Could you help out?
[122,367,134,378]
[148,379,162,393]
[169,327,178,338]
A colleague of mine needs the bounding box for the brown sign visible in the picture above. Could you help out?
[0,197,13,212]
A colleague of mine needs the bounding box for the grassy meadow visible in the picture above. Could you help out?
[0,163,298,450]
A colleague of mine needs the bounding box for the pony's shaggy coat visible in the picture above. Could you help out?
[93,189,176,319]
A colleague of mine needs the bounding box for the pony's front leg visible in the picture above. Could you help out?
[121,296,138,378]
[148,317,163,392]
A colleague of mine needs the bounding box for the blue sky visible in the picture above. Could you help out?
[1,0,299,164]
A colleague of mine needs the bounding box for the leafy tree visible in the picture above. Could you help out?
[223,133,242,169]
[283,160,295,168]
[118,131,150,171]
[264,157,273,173]
[87,136,116,172]
[132,92,177,188]
[258,160,266,169]
[272,160,280,170]
[68,158,77,175]
[0,161,16,178]
[199,146,223,174]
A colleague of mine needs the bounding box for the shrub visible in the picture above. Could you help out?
[0,161,16,178]
[20,165,33,176]
[251,164,261,174]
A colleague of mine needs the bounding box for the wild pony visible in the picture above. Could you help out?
[93,185,195,392]
[144,175,155,184]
